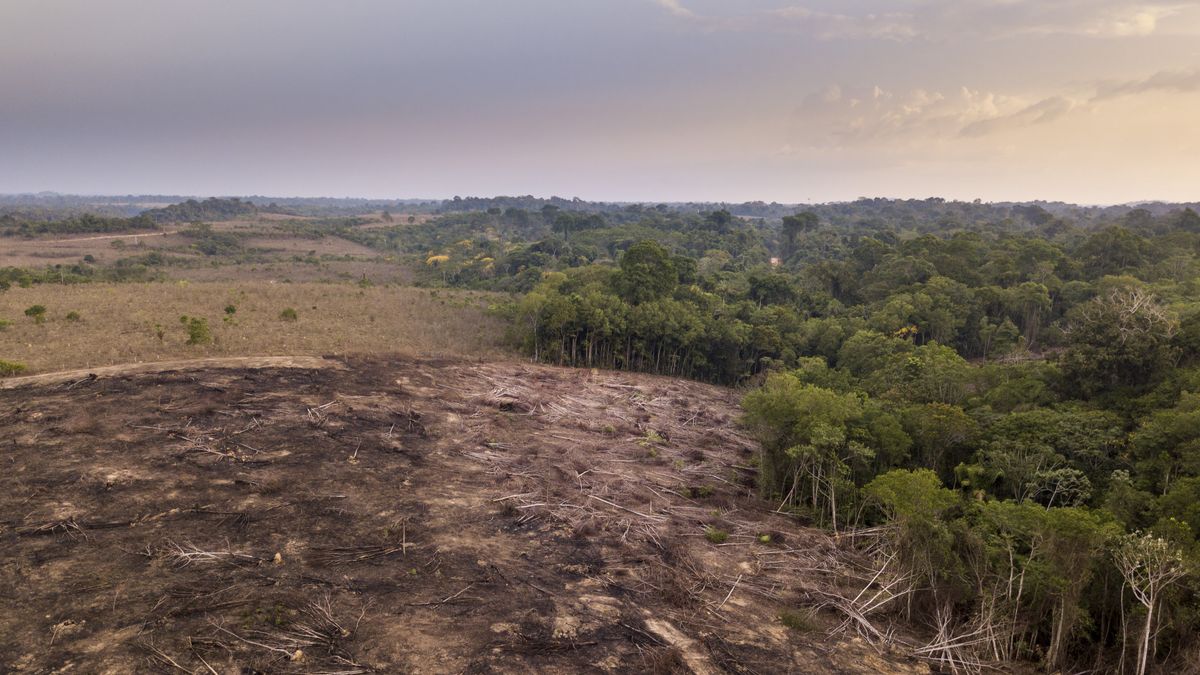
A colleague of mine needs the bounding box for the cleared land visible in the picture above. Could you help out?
[0,282,507,373]
[0,214,408,278]
[0,357,923,673]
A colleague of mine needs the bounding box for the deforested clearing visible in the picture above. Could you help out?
[0,357,924,674]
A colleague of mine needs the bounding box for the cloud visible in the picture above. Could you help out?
[791,66,1200,151]
[793,85,1024,148]
[768,6,916,40]
[960,96,1077,137]
[650,1,1200,41]
[653,0,698,20]
[1092,68,1200,101]
[995,2,1180,38]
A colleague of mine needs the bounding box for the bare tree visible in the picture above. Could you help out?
[1114,532,1188,675]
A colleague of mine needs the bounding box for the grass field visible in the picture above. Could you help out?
[0,281,511,374]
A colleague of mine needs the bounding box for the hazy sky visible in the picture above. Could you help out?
[2,0,1199,203]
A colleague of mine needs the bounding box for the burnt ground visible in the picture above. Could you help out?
[0,357,926,674]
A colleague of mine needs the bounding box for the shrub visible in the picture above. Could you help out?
[180,315,213,345]
[279,307,299,322]
[65,311,82,322]
[778,610,816,632]
[704,526,729,544]
[224,305,237,315]
[24,305,47,324]
[0,359,27,377]
[0,319,10,331]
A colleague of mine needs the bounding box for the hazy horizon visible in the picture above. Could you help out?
[2,0,1198,204]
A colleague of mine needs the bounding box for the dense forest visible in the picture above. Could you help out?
[351,199,1200,673]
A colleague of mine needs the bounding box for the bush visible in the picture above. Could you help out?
[0,359,27,377]
[704,526,729,544]
[224,305,237,316]
[0,319,10,331]
[65,311,82,322]
[180,315,213,345]
[24,305,47,324]
[279,307,299,322]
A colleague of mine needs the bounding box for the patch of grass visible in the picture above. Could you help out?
[279,307,299,322]
[0,359,27,377]
[24,305,46,324]
[704,526,728,544]
[0,281,509,374]
[0,319,10,331]
[638,429,665,447]
[65,311,82,323]
[778,609,817,632]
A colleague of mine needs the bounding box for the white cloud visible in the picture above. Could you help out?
[653,0,698,20]
[960,96,1077,137]
[768,6,916,40]
[1092,68,1200,100]
[794,85,1027,148]
[650,1,1200,40]
[790,67,1200,151]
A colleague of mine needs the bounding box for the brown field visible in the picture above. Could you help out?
[170,259,416,285]
[0,356,923,673]
[0,215,404,271]
[0,231,190,268]
[0,282,509,374]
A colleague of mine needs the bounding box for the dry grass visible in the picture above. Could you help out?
[0,281,510,374]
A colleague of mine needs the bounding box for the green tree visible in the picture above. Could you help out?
[1061,286,1178,398]
[615,240,677,304]
[743,374,870,531]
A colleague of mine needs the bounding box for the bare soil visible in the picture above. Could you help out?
[0,357,925,674]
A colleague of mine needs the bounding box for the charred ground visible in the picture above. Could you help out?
[1,357,923,674]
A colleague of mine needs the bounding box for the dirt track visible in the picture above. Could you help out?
[0,357,924,673]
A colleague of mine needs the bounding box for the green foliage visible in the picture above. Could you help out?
[65,311,81,322]
[616,240,677,304]
[182,223,245,256]
[24,305,46,324]
[143,197,258,223]
[0,213,157,237]
[865,469,957,523]
[180,315,213,345]
[0,359,27,377]
[704,526,729,544]
[743,374,872,528]
[279,307,299,322]
[1061,286,1179,398]
[778,609,816,632]
[1130,392,1200,496]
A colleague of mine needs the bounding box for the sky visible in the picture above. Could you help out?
[1,0,1199,204]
